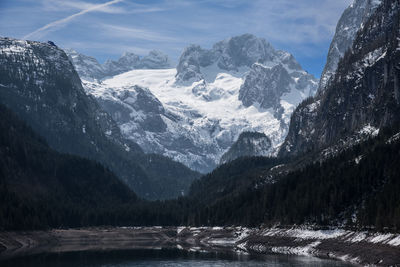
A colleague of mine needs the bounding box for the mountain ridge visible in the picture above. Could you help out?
[279,0,399,158]
[66,49,172,81]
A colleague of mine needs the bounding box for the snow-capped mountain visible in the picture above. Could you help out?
[72,34,318,173]
[175,34,276,82]
[66,49,172,80]
[279,0,399,158]
[318,0,382,93]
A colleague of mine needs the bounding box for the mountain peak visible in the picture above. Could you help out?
[317,0,382,93]
[213,34,276,70]
[141,50,172,69]
[176,34,281,83]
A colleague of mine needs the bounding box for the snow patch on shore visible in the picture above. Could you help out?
[271,241,321,256]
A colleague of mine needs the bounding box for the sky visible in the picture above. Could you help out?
[0,0,353,78]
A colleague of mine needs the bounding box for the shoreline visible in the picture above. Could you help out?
[0,226,399,266]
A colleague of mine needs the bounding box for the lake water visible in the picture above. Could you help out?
[1,249,352,267]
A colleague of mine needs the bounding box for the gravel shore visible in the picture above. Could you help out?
[0,227,399,266]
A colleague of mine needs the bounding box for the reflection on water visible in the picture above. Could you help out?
[2,249,352,267]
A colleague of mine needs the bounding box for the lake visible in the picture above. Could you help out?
[1,248,352,267]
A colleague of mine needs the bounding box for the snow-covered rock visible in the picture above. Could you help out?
[239,63,317,116]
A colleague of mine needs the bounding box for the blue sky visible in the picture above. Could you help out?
[0,0,352,78]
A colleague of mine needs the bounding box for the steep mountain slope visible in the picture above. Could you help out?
[187,127,400,230]
[0,104,138,230]
[219,132,272,164]
[0,37,198,200]
[66,49,172,80]
[280,0,400,158]
[76,34,318,173]
[318,0,382,92]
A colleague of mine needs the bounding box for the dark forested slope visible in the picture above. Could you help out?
[186,128,400,230]
[0,104,142,229]
[0,37,199,200]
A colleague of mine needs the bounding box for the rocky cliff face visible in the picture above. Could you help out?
[239,64,292,110]
[318,0,382,93]
[0,38,198,200]
[66,49,172,80]
[279,0,400,158]
[220,132,272,164]
[239,63,316,112]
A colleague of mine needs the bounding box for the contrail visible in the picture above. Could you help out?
[23,0,123,40]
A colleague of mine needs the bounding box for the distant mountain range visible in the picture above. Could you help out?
[67,34,318,172]
[65,49,172,80]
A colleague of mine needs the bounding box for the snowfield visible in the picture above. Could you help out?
[102,68,284,142]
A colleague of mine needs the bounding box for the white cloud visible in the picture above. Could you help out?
[40,0,166,15]
[40,0,125,14]
[23,0,123,40]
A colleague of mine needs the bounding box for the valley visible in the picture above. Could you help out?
[0,0,399,266]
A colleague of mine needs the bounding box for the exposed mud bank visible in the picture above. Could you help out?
[0,227,399,266]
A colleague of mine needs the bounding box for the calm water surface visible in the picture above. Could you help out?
[2,249,353,267]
